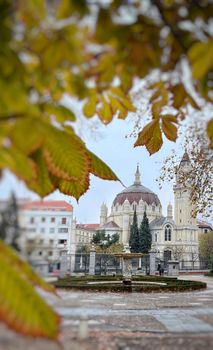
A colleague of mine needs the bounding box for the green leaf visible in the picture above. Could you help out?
[10,117,44,155]
[0,241,59,339]
[88,150,119,181]
[28,150,56,197]
[45,104,76,123]
[44,127,89,182]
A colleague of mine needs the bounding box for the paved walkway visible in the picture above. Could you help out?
[0,275,213,349]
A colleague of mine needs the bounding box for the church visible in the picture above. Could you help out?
[73,152,209,266]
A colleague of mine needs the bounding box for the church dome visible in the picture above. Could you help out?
[112,166,161,207]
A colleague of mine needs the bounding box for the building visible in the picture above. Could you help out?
[75,223,100,246]
[19,200,73,267]
[197,220,212,234]
[72,152,211,267]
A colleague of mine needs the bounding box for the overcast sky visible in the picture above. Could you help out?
[0,112,181,223]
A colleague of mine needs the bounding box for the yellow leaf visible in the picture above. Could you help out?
[146,123,163,155]
[134,120,163,155]
[0,242,55,294]
[162,116,177,142]
[162,114,178,123]
[119,96,136,112]
[109,95,125,114]
[0,241,59,339]
[57,176,90,201]
[171,84,187,109]
[188,40,213,80]
[97,98,113,124]
[207,119,213,148]
[134,120,158,147]
[83,95,97,118]
[118,108,128,119]
[0,147,36,182]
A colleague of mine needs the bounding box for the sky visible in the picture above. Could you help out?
[0,113,180,224]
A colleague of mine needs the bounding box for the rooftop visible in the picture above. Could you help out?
[76,224,100,230]
[23,200,73,212]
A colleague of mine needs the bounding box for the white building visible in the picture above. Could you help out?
[19,200,73,266]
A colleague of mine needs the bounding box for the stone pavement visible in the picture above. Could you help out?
[0,275,213,350]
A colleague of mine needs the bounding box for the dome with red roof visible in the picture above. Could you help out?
[112,166,161,207]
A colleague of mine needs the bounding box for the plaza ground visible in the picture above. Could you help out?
[0,275,213,350]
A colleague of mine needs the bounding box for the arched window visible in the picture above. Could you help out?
[155,233,157,242]
[164,225,172,241]
[133,204,136,211]
[152,205,155,212]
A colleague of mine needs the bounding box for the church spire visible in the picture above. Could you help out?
[134,164,141,185]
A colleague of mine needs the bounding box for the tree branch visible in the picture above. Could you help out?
[0,113,26,122]
[153,0,187,53]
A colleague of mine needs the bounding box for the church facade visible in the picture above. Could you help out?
[97,153,201,264]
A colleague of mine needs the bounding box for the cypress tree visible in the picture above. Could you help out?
[139,211,152,253]
[129,209,140,252]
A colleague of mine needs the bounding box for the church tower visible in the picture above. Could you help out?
[100,203,108,226]
[173,152,196,227]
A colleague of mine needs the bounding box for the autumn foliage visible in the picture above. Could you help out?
[0,0,213,341]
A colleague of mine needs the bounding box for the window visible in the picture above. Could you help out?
[51,217,55,223]
[58,239,67,244]
[38,251,42,256]
[28,228,36,233]
[204,229,208,233]
[152,205,155,212]
[40,228,45,234]
[180,209,182,213]
[48,251,53,256]
[41,217,45,222]
[132,204,136,211]
[58,228,68,233]
[165,225,172,241]
[61,217,67,225]
[49,239,54,244]
[39,239,44,244]
[30,217,34,224]
[155,233,157,242]
[49,228,55,234]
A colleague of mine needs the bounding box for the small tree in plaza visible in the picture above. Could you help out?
[129,209,140,253]
[91,230,120,251]
[199,231,213,268]
[139,212,152,253]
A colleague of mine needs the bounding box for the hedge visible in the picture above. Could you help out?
[53,275,206,293]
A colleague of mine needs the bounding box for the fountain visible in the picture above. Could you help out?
[114,244,144,285]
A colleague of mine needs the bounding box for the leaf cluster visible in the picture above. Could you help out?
[0,240,60,339]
